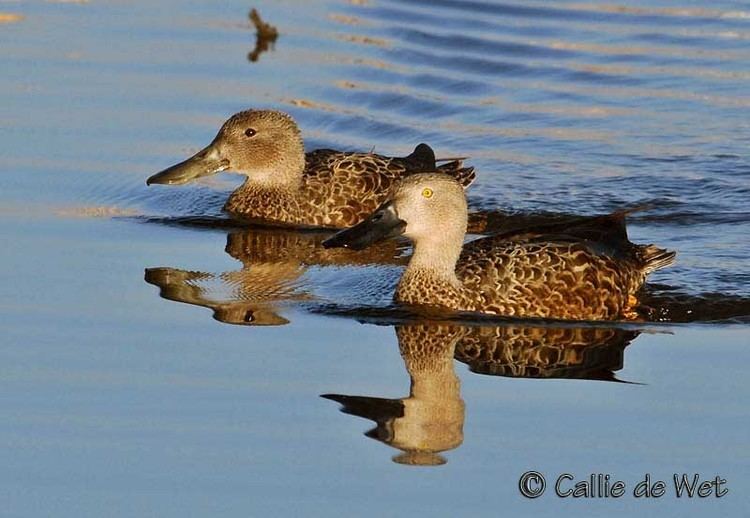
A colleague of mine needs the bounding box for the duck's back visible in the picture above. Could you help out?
[300,147,474,228]
[456,213,675,320]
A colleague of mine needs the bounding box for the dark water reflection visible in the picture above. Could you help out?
[247,8,278,63]
[324,322,637,465]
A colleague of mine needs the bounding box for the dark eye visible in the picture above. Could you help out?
[244,128,257,137]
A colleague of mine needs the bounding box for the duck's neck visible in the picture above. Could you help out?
[404,349,463,425]
[406,234,463,284]
[224,142,306,223]
[400,327,463,401]
[224,182,301,224]
[396,233,464,307]
[245,152,306,191]
[239,172,302,194]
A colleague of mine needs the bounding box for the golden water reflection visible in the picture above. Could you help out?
[145,226,404,325]
[324,323,639,466]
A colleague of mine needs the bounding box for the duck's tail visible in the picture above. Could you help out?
[402,143,476,189]
[402,143,437,171]
[438,161,476,189]
[638,244,677,274]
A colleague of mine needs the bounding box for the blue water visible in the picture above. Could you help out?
[1,0,749,516]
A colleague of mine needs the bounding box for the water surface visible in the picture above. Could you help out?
[1,0,749,516]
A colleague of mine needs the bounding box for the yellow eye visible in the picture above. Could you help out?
[421,187,433,199]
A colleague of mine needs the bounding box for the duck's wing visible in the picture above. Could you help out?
[459,230,627,270]
[457,212,675,319]
[468,209,630,238]
[484,211,630,245]
[435,160,476,189]
[301,149,408,226]
[457,234,633,320]
[467,210,674,272]
[303,148,411,188]
[399,143,437,171]
[305,144,474,189]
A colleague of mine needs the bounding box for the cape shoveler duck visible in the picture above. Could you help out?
[323,173,676,321]
[147,110,475,228]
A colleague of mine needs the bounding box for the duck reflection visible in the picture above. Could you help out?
[456,325,637,380]
[145,226,405,326]
[324,325,465,466]
[324,322,639,465]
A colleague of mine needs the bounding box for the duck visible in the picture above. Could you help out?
[146,110,475,229]
[323,173,676,321]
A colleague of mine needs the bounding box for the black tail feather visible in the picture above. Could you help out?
[638,245,677,274]
[402,143,436,171]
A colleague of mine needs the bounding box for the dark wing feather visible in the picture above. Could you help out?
[394,143,475,188]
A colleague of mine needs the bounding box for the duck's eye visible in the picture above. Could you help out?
[421,187,434,199]
[244,128,257,137]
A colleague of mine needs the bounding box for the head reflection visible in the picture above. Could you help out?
[325,325,465,466]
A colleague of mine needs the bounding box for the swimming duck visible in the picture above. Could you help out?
[147,110,475,228]
[323,173,676,321]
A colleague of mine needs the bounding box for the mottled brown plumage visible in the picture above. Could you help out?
[324,173,676,321]
[454,325,637,380]
[147,110,475,229]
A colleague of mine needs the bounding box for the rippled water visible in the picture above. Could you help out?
[1,0,749,516]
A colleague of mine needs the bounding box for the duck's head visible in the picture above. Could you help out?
[323,173,468,250]
[147,110,305,186]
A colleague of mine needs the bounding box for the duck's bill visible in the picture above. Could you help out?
[323,201,406,250]
[146,143,230,186]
